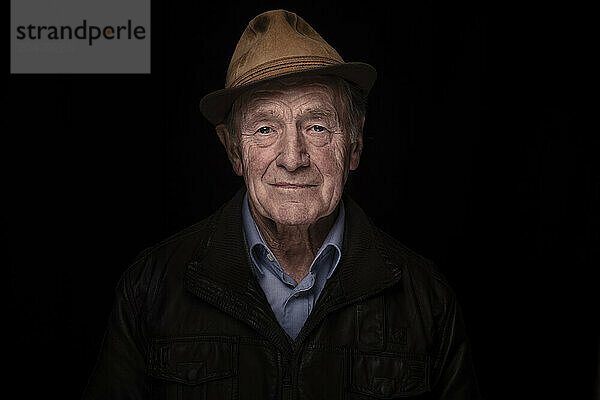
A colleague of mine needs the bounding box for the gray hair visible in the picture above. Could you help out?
[223,75,367,145]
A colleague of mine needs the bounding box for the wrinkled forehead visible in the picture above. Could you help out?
[237,75,341,113]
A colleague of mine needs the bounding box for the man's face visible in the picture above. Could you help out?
[219,80,362,226]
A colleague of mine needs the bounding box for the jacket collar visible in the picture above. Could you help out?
[184,187,404,351]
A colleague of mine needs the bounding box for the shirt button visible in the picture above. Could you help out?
[293,292,300,297]
[266,253,274,262]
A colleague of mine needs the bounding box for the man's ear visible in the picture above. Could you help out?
[215,124,243,176]
[349,117,365,171]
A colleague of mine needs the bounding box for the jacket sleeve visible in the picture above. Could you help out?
[432,295,481,399]
[82,268,150,399]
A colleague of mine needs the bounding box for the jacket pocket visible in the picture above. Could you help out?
[147,336,238,400]
[348,353,430,399]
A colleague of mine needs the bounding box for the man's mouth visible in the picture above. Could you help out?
[269,182,318,189]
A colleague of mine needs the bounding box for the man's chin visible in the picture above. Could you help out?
[268,202,319,227]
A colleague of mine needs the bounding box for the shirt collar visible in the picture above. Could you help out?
[242,192,345,278]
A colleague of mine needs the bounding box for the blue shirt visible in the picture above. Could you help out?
[242,193,345,340]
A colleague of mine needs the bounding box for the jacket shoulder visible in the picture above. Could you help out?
[373,226,456,300]
[116,204,224,312]
[343,194,455,299]
[135,212,217,266]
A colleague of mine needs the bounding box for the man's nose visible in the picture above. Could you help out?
[275,127,310,171]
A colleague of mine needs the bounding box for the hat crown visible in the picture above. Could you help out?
[199,9,376,126]
[225,10,344,88]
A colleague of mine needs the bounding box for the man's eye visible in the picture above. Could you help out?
[257,126,273,135]
[310,125,326,133]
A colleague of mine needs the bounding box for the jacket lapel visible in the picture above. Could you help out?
[294,194,404,344]
[184,188,294,356]
[337,194,404,300]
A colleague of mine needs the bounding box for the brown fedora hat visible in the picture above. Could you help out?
[199,9,377,125]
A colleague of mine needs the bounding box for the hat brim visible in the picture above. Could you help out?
[199,62,377,126]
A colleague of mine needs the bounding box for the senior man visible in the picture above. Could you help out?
[84,9,480,400]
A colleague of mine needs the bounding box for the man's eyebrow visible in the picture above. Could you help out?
[297,106,336,120]
[242,107,283,122]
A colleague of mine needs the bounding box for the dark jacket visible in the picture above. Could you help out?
[83,189,480,399]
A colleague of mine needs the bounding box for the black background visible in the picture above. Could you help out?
[6,1,598,398]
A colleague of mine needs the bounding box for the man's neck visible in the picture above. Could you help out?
[249,202,339,284]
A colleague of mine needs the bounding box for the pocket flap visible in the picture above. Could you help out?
[350,353,429,398]
[147,336,237,385]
